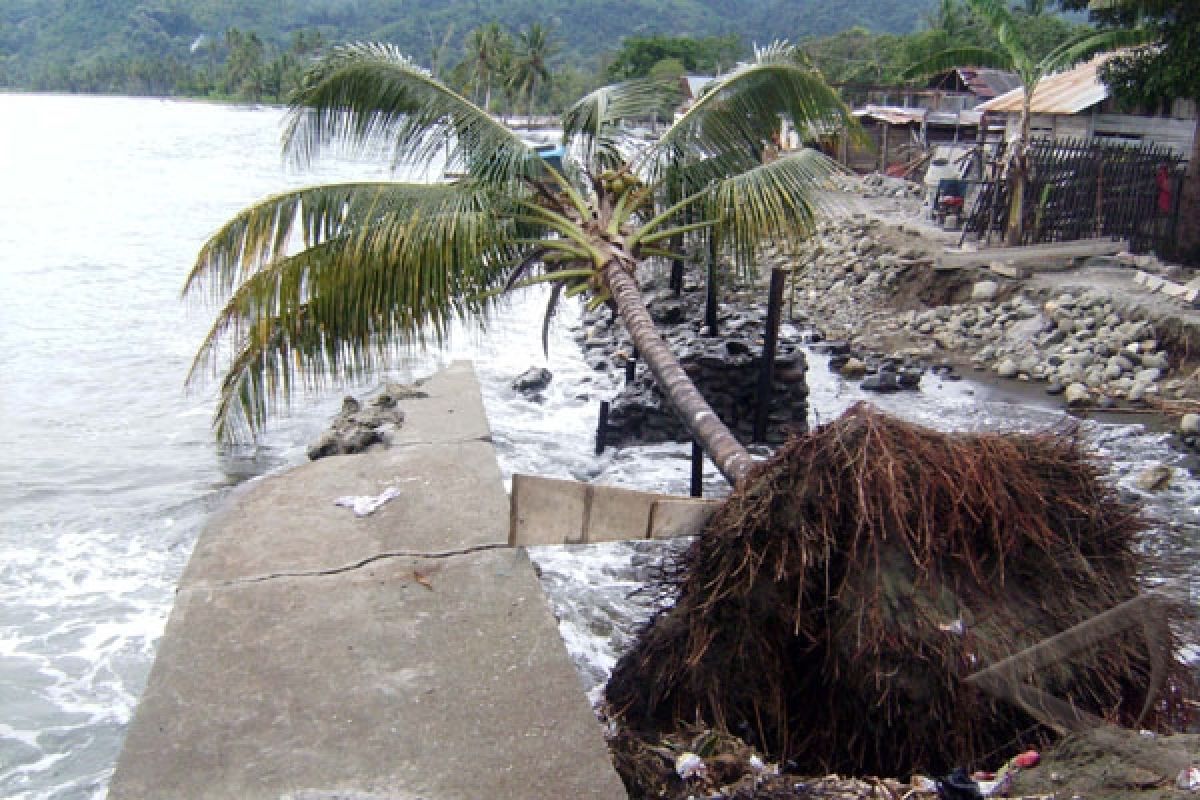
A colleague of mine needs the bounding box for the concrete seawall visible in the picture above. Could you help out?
[109,361,626,799]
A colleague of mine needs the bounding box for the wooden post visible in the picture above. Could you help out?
[754,268,787,443]
[595,401,609,455]
[690,440,704,498]
[705,232,719,335]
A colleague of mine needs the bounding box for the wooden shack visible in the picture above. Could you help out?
[977,52,1197,158]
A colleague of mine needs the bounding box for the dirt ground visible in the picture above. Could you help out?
[1013,732,1200,800]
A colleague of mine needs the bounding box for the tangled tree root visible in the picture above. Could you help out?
[606,403,1193,787]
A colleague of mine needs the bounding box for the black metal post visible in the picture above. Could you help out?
[595,401,610,455]
[624,346,638,384]
[690,440,704,498]
[754,268,787,443]
[705,232,719,335]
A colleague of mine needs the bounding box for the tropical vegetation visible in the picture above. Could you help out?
[183,41,853,485]
[0,0,937,97]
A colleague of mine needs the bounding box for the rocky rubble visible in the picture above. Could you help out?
[781,214,1200,451]
[306,383,426,460]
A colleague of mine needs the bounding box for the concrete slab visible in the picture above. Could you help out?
[109,362,626,800]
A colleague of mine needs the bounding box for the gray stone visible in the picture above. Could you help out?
[1135,367,1163,384]
[512,366,553,393]
[1141,351,1170,370]
[1064,382,1092,407]
[840,357,868,378]
[995,358,1019,379]
[1182,413,1200,435]
[1134,465,1173,492]
[972,280,1000,302]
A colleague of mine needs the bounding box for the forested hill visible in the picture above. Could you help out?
[0,0,932,91]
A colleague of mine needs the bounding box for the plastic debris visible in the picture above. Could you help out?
[1012,750,1040,769]
[674,752,706,780]
[937,767,983,800]
[333,486,402,516]
[1178,766,1200,791]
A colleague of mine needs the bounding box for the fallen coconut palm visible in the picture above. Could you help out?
[606,403,1193,784]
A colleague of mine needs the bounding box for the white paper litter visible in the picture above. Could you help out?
[334,487,403,517]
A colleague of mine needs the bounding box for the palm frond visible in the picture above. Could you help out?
[187,181,535,442]
[1037,27,1156,75]
[709,149,845,273]
[562,79,677,171]
[961,0,1031,71]
[184,181,495,303]
[902,47,1016,81]
[285,42,539,189]
[641,41,852,188]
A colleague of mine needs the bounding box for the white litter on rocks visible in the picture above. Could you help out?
[334,487,403,516]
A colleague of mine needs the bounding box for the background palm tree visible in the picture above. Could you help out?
[464,22,510,112]
[905,0,1150,245]
[508,23,557,120]
[184,41,853,486]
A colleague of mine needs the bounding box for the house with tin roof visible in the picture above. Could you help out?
[977,52,1196,157]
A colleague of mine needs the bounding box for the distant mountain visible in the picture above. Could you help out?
[0,0,934,87]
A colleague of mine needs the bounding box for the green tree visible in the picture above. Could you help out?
[1057,0,1200,255]
[508,23,557,119]
[462,22,511,112]
[905,0,1150,244]
[183,41,853,486]
[607,34,745,81]
[220,27,265,101]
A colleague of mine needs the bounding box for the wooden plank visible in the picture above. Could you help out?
[966,594,1159,686]
[936,237,1129,271]
[509,474,720,546]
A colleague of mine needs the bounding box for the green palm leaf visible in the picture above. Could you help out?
[902,47,1017,81]
[562,79,677,171]
[643,41,852,187]
[1037,26,1155,74]
[186,181,532,442]
[709,149,845,271]
[186,181,495,299]
[285,42,538,189]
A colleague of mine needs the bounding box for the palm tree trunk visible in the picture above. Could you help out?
[602,258,755,487]
[1006,101,1033,246]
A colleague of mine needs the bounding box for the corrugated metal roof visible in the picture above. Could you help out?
[853,105,927,125]
[682,75,716,100]
[958,68,1022,99]
[977,54,1113,115]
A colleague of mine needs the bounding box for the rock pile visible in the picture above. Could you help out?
[784,217,1194,414]
[579,276,810,447]
[306,384,423,460]
[903,289,1180,408]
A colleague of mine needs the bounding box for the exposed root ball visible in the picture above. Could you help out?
[606,403,1191,778]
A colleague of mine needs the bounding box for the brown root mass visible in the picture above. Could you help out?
[606,403,1192,782]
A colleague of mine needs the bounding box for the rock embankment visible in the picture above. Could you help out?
[780,212,1200,450]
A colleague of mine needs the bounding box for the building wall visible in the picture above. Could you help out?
[1004,111,1195,158]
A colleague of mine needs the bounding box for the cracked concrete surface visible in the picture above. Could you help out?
[108,362,626,800]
